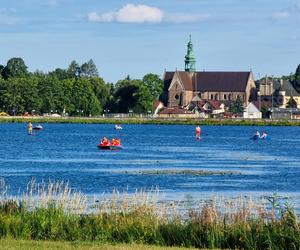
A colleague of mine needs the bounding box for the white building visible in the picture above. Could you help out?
[243,102,262,119]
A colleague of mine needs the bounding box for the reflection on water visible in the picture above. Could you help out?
[0,123,300,208]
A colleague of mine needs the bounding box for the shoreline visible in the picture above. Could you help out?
[1,115,300,126]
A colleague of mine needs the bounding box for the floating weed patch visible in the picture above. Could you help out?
[122,170,241,176]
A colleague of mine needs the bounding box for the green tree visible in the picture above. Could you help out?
[67,60,80,78]
[0,65,4,79]
[261,106,270,118]
[286,96,297,108]
[2,58,28,79]
[38,76,65,114]
[294,64,300,93]
[142,73,163,101]
[80,59,98,77]
[114,78,139,113]
[88,77,110,107]
[229,96,244,115]
[71,78,102,116]
[48,68,69,80]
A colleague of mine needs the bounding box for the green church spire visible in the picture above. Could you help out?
[185,35,196,72]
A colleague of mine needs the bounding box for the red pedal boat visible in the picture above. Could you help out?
[98,138,122,150]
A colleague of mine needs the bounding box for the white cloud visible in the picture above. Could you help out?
[272,11,290,20]
[88,4,164,23]
[87,4,210,24]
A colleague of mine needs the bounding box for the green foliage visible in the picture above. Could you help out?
[0,57,164,116]
[261,106,270,118]
[142,73,163,101]
[287,97,297,108]
[2,58,28,79]
[294,64,300,93]
[229,96,244,115]
[80,59,98,78]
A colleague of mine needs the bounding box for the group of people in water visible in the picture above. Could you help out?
[253,130,268,140]
[195,125,268,141]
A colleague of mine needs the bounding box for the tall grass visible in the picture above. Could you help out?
[0,179,299,249]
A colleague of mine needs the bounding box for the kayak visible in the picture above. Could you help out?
[33,125,43,130]
[97,144,122,150]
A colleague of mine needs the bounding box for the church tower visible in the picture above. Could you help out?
[184,35,196,72]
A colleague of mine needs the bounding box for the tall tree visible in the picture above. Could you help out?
[114,78,139,113]
[67,60,80,78]
[80,59,98,77]
[48,68,69,80]
[142,73,163,101]
[294,64,300,93]
[286,97,297,108]
[2,58,28,79]
[229,96,244,115]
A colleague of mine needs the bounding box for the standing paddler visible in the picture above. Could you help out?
[195,125,201,140]
[28,122,33,135]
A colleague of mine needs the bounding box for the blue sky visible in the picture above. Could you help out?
[0,0,299,82]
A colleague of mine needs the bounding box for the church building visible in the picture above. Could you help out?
[162,36,257,109]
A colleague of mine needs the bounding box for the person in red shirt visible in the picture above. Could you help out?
[195,126,201,140]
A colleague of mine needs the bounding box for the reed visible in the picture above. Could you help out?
[0,179,299,249]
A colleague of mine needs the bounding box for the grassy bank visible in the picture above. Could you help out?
[1,116,300,126]
[0,239,197,250]
[0,180,299,249]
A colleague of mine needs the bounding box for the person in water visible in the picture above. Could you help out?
[195,126,201,140]
[260,131,268,139]
[28,122,33,135]
[253,130,260,139]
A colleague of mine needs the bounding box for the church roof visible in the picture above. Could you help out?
[195,72,250,92]
[178,71,193,91]
[163,71,251,93]
[163,72,174,91]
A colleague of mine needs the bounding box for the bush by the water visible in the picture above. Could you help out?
[0,179,299,249]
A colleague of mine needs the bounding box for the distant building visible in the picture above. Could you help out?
[243,102,262,119]
[258,77,300,108]
[161,36,257,110]
[271,108,300,120]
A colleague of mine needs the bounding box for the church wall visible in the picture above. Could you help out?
[245,73,257,105]
[168,74,185,107]
[199,91,246,102]
[182,91,193,106]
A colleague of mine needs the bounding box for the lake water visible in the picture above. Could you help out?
[1,123,300,208]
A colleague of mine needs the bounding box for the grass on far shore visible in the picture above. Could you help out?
[1,115,300,126]
[0,239,199,250]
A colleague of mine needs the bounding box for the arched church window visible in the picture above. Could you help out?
[224,94,227,100]
[228,94,232,101]
[175,94,179,100]
[215,94,218,100]
[210,94,213,99]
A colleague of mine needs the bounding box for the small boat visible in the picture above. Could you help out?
[98,138,122,150]
[33,125,43,130]
[114,125,122,130]
[97,144,123,150]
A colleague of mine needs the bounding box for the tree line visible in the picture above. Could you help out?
[0,58,163,116]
